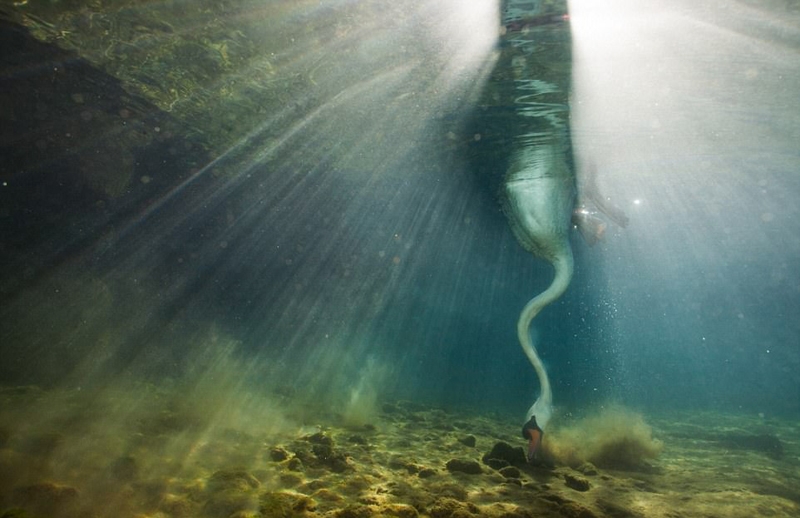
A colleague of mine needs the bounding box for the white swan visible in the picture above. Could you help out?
[503,142,575,461]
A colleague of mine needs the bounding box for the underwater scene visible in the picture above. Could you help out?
[1,0,799,517]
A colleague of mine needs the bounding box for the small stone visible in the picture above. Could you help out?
[482,442,526,467]
[316,448,351,473]
[381,503,419,518]
[405,464,420,475]
[348,435,368,444]
[499,466,521,479]
[596,499,636,518]
[429,498,478,518]
[269,447,289,462]
[564,473,591,492]
[299,480,328,493]
[333,504,373,518]
[312,488,343,502]
[279,473,302,487]
[484,458,510,470]
[560,502,599,518]
[418,468,437,478]
[206,469,260,493]
[388,457,408,471]
[259,491,314,517]
[458,435,477,447]
[576,462,598,476]
[159,493,195,517]
[445,459,482,475]
[305,432,333,446]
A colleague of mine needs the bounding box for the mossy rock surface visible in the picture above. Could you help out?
[259,491,314,518]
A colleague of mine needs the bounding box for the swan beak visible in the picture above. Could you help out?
[526,427,542,461]
[522,416,544,462]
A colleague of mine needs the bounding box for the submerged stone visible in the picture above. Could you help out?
[484,458,510,470]
[279,473,303,487]
[418,467,437,478]
[428,498,480,518]
[287,457,304,471]
[204,489,258,516]
[499,466,521,479]
[348,434,368,444]
[559,501,599,518]
[332,504,373,518]
[259,491,314,517]
[207,468,261,493]
[458,435,477,447]
[564,474,590,492]
[293,433,353,473]
[305,432,333,446]
[483,442,526,467]
[445,459,483,475]
[159,493,196,517]
[270,446,290,461]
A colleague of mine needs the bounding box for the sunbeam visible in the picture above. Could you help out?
[2,0,800,516]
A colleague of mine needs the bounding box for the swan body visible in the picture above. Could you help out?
[497,0,575,459]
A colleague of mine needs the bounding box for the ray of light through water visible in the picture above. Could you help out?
[568,0,800,409]
[1,1,800,515]
[1,0,510,411]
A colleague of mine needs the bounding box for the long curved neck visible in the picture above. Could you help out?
[518,250,574,410]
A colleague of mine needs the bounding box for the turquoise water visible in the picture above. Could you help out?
[1,0,799,515]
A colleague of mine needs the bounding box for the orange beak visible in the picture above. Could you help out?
[525,427,543,461]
